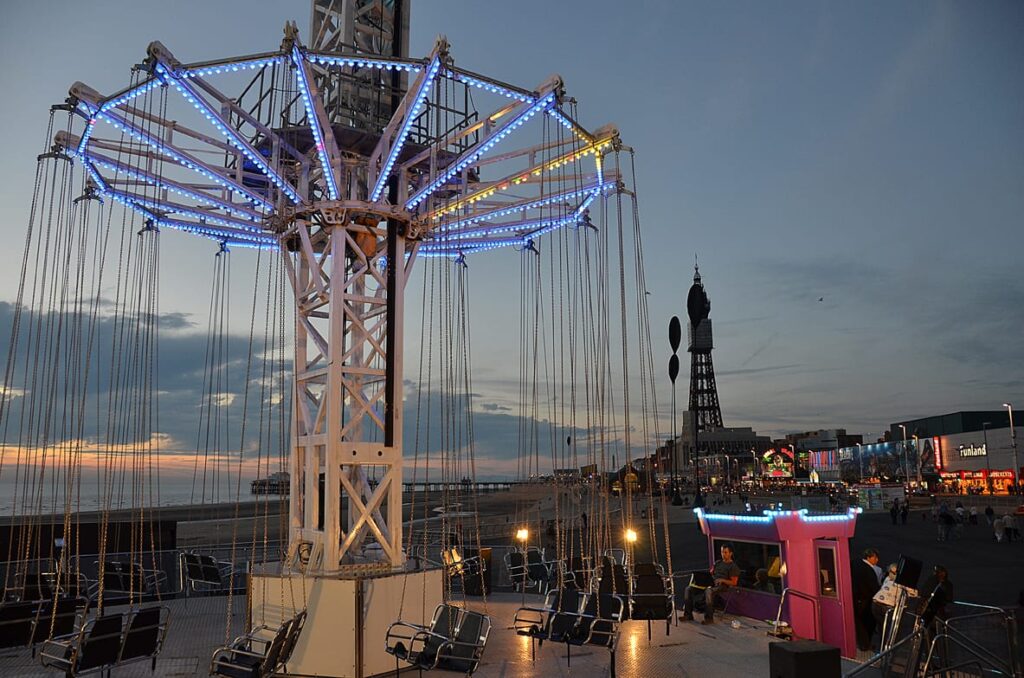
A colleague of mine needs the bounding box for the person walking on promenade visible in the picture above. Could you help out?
[969,506,978,525]
[994,515,1006,542]
[900,502,909,525]
[984,505,995,526]
[938,507,955,542]
[1003,513,1018,542]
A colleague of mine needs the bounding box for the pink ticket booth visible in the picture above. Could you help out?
[693,507,860,658]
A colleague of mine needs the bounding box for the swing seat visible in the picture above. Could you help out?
[442,548,482,577]
[39,612,124,676]
[564,593,624,677]
[0,600,41,649]
[386,604,491,675]
[91,561,167,598]
[210,610,302,678]
[524,547,554,594]
[504,551,530,590]
[117,606,171,670]
[39,606,169,676]
[629,563,675,639]
[180,552,236,593]
[29,597,90,655]
[597,559,631,616]
[385,603,459,667]
[513,587,583,654]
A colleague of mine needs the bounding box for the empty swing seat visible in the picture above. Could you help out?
[0,601,41,649]
[118,606,171,670]
[564,593,625,676]
[597,559,631,613]
[180,552,235,592]
[39,612,124,676]
[386,604,491,675]
[504,551,530,590]
[94,561,168,597]
[524,548,553,594]
[29,597,90,654]
[210,610,303,678]
[513,588,583,654]
[385,604,460,668]
[434,610,490,674]
[629,563,675,638]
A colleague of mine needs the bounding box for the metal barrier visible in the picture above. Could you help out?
[0,541,286,600]
[846,601,1021,678]
[773,587,822,641]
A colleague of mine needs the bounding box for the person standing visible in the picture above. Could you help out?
[994,515,1006,543]
[900,502,909,525]
[984,505,995,526]
[851,548,882,651]
[919,565,954,625]
[969,506,978,525]
[1003,513,1018,543]
[890,501,899,526]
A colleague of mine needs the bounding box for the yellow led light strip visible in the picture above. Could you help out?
[429,137,615,221]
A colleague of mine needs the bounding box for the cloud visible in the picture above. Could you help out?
[478,402,511,412]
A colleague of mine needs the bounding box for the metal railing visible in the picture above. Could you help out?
[846,601,1021,678]
[773,587,822,641]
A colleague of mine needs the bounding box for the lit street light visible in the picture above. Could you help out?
[1004,403,1019,495]
[981,422,992,494]
[898,424,909,483]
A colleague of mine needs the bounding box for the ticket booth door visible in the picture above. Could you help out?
[814,539,849,651]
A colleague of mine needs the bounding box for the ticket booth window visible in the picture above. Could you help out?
[712,538,783,593]
[817,546,838,598]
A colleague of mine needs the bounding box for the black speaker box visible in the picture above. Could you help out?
[769,640,841,678]
[895,555,923,589]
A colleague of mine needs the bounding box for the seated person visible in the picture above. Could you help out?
[681,543,741,625]
[751,567,776,594]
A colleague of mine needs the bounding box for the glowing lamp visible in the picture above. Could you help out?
[625,528,638,544]
[515,528,529,542]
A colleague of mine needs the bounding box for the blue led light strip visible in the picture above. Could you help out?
[436,179,617,233]
[77,79,164,155]
[370,56,442,203]
[79,149,263,221]
[291,46,339,200]
[547,108,593,142]
[693,507,863,524]
[90,106,273,210]
[103,188,265,233]
[406,92,557,210]
[306,53,423,73]
[180,55,285,79]
[154,63,302,204]
[448,70,533,103]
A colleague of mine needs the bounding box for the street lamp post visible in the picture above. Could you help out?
[981,422,992,494]
[1004,403,1019,495]
[899,424,909,484]
[912,435,921,486]
[856,443,864,482]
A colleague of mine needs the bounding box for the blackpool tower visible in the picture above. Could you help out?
[687,266,724,431]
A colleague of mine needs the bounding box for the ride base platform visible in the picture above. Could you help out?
[0,591,865,677]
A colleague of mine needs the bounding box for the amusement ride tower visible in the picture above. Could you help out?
[36,0,630,671]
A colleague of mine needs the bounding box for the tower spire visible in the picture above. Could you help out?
[686,266,723,432]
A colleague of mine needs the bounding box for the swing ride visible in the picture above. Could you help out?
[0,1,871,677]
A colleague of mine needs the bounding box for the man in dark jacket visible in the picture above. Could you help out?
[851,547,882,651]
